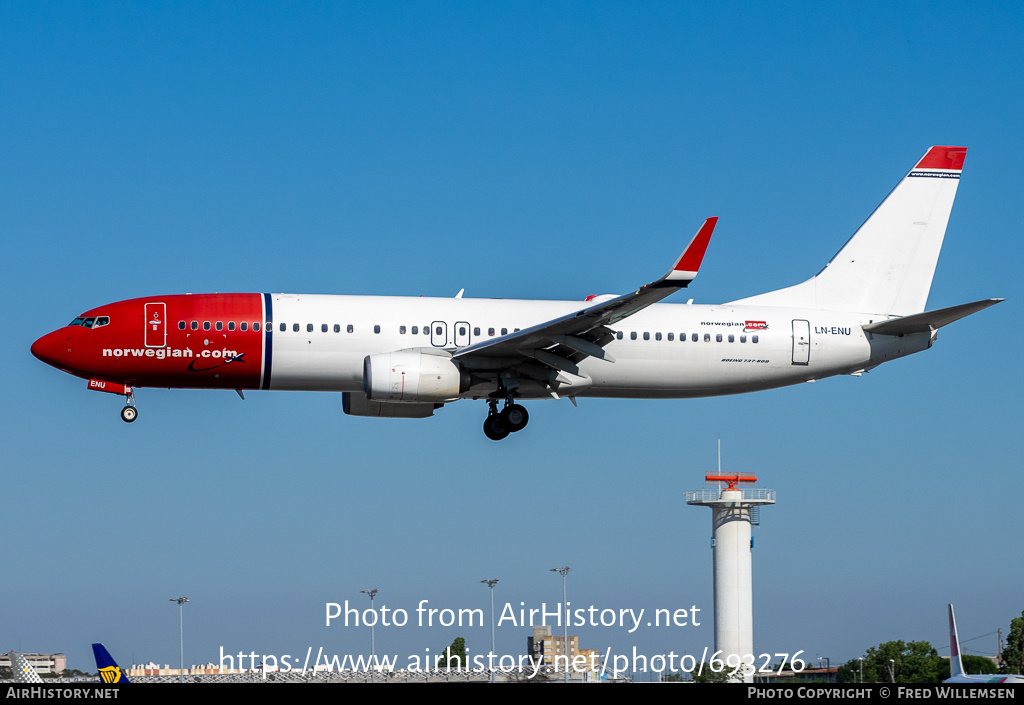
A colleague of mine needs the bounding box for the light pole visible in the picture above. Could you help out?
[480,579,499,683]
[169,597,189,683]
[550,567,570,683]
[361,589,378,683]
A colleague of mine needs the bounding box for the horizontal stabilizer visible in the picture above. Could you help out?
[863,299,1003,336]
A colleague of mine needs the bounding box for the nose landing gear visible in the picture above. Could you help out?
[87,379,138,423]
[120,390,138,423]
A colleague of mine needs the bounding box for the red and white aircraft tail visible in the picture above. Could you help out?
[730,146,967,317]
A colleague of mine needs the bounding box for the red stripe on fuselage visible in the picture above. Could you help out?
[38,294,265,390]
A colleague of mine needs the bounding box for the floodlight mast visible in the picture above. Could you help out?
[360,589,378,683]
[169,597,189,684]
[550,567,570,683]
[481,579,499,683]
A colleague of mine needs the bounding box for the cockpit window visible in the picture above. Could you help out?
[69,315,110,329]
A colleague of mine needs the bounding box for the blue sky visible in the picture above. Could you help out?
[3,2,1022,676]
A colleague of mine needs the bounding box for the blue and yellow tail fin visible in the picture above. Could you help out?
[92,643,130,684]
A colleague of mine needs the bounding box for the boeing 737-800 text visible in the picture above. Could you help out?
[31,146,1001,439]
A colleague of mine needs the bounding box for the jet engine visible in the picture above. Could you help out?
[363,350,471,403]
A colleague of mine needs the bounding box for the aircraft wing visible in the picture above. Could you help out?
[453,218,716,380]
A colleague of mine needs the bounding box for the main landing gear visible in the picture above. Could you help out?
[482,387,529,441]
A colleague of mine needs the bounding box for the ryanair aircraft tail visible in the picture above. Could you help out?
[730,146,967,317]
[93,643,130,684]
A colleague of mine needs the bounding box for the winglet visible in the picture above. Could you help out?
[93,643,130,684]
[665,217,717,285]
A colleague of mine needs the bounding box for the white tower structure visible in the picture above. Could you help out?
[685,470,774,682]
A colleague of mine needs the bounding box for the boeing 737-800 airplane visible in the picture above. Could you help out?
[31,146,1001,439]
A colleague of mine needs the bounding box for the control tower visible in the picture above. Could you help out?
[685,470,775,682]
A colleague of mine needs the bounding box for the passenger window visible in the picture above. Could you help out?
[228,322,235,331]
[728,334,734,343]
[488,328,495,336]
[411,326,418,335]
[254,322,261,332]
[375,325,381,334]
[668,333,674,341]
[716,334,722,342]
[280,323,287,332]
[752,335,759,343]
[334,324,340,333]
[293,324,300,332]
[400,326,407,334]
[704,334,711,342]
[501,328,508,336]
[347,324,354,333]
[630,332,637,340]
[473,327,480,336]
[216,322,223,331]
[459,326,466,336]
[616,331,623,340]
[434,326,441,336]
[655,332,662,341]
[306,323,313,332]
[321,324,328,333]
[241,322,247,331]
[514,328,520,332]
[203,321,211,331]
[178,321,186,330]
[643,332,650,341]
[691,333,697,342]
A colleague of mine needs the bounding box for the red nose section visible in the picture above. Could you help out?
[31,330,69,370]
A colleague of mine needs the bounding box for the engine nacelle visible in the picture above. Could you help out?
[342,392,439,418]
[363,350,470,403]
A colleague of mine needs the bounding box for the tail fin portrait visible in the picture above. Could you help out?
[92,643,130,684]
[8,652,43,683]
[731,146,966,316]
[948,603,966,680]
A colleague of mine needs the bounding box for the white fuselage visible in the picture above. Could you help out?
[266,294,929,398]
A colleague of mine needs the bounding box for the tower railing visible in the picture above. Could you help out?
[684,488,776,503]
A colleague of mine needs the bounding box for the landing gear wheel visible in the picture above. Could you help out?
[483,414,510,441]
[502,403,529,432]
[120,405,138,423]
